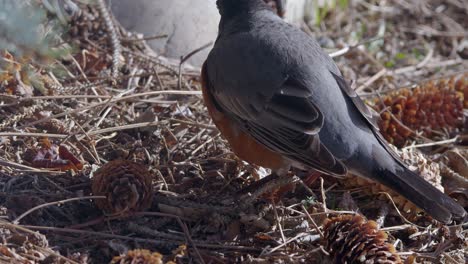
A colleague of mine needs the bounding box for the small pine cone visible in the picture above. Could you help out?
[394,146,443,192]
[342,176,423,220]
[38,118,69,134]
[372,73,467,147]
[68,4,106,41]
[92,160,154,215]
[342,147,441,219]
[323,215,402,264]
[111,249,163,264]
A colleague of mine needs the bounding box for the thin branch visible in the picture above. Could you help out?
[13,196,106,224]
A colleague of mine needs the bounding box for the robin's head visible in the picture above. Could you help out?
[216,0,269,18]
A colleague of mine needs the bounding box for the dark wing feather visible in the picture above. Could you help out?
[212,75,347,176]
[330,71,415,167]
[330,71,380,127]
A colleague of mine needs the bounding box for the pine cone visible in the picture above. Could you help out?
[372,73,466,147]
[110,249,163,264]
[341,147,442,219]
[323,215,402,264]
[69,4,104,40]
[342,176,423,219]
[92,160,154,215]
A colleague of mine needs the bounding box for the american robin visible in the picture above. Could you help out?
[201,0,466,223]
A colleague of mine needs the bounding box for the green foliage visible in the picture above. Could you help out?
[411,48,425,60]
[0,0,68,61]
[314,0,349,26]
[0,0,72,95]
[384,60,395,68]
[384,52,407,68]
[394,52,406,60]
[338,0,348,9]
[302,196,318,207]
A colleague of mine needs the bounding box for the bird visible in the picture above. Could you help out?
[201,0,466,223]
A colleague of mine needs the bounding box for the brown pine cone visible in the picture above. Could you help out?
[342,176,423,220]
[110,249,163,264]
[68,4,104,40]
[341,147,444,220]
[372,73,466,147]
[323,215,402,264]
[91,160,154,215]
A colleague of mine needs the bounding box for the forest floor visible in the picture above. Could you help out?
[0,0,466,263]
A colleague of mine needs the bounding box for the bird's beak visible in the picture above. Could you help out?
[275,0,285,17]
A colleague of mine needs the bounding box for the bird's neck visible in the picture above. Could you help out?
[217,0,270,36]
[217,0,269,18]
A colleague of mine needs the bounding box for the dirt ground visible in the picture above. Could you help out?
[0,0,466,263]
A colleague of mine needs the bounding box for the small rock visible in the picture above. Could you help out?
[111,0,219,67]
[457,39,468,59]
[111,0,330,67]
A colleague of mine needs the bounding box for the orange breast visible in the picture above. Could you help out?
[201,62,286,171]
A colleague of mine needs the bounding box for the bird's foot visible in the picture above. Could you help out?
[296,170,322,186]
[236,172,299,207]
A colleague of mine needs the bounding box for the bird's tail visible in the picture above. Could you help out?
[372,163,466,224]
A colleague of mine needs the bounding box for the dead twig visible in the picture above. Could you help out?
[13,196,106,224]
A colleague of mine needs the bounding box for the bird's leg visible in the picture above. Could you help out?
[296,170,322,187]
[235,169,322,209]
[265,170,322,202]
[236,172,299,207]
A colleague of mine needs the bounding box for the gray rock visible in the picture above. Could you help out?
[110,0,330,67]
[283,0,309,24]
[111,0,219,67]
